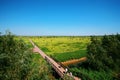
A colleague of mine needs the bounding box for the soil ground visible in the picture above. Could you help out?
[61,57,87,66]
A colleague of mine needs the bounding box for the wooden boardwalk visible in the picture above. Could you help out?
[30,40,81,80]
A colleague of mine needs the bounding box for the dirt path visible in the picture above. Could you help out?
[30,40,81,80]
[61,57,87,66]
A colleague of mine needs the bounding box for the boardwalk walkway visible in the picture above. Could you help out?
[30,40,81,80]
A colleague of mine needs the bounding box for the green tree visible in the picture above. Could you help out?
[0,31,55,80]
[0,32,33,80]
[87,34,120,79]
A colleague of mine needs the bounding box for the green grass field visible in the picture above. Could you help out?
[30,36,90,62]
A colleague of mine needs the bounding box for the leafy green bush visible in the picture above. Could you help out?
[0,32,32,80]
[87,34,120,79]
[0,32,52,80]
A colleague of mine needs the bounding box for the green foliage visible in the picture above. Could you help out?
[87,36,109,70]
[87,34,120,79]
[0,32,32,80]
[102,35,120,69]
[70,67,113,80]
[0,32,52,80]
[28,54,53,80]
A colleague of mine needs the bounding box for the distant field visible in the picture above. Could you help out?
[30,36,90,62]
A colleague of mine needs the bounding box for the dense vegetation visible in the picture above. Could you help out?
[0,32,52,80]
[1,32,120,80]
[87,34,120,79]
[87,35,120,71]
[69,34,120,80]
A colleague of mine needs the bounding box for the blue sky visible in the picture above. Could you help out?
[0,0,120,36]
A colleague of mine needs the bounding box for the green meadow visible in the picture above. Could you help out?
[30,36,90,62]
